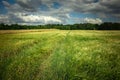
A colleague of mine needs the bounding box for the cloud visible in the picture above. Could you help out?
[3,0,120,18]
[16,0,39,12]
[84,18,102,24]
[2,1,25,13]
[2,1,11,7]
[1,0,120,24]
[55,0,120,18]
[14,13,62,24]
[0,15,10,23]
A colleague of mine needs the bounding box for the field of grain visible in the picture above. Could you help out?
[0,30,120,80]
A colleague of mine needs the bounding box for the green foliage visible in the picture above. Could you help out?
[0,30,120,80]
[0,22,120,30]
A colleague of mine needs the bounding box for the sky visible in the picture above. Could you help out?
[0,0,120,25]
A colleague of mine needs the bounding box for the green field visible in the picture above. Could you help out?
[0,30,120,80]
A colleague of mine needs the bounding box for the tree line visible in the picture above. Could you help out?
[0,22,120,30]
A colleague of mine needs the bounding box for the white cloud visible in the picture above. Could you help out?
[84,18,102,24]
[15,13,62,24]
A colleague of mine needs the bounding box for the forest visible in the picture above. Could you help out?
[0,22,120,30]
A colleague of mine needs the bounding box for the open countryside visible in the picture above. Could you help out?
[0,30,120,80]
[0,0,120,80]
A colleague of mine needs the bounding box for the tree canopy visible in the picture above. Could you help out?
[0,22,120,30]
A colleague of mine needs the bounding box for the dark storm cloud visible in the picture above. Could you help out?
[98,0,120,17]
[0,0,120,24]
[61,0,120,18]
[16,0,42,12]
[4,0,120,17]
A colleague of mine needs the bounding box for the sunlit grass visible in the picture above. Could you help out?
[0,30,120,80]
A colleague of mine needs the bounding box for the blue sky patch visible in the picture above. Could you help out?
[52,2,61,9]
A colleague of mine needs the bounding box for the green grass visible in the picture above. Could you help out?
[0,30,120,80]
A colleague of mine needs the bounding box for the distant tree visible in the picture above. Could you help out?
[0,22,120,30]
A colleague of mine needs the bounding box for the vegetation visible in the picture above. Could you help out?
[0,30,120,80]
[0,22,120,30]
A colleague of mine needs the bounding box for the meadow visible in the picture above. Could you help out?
[0,29,120,80]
